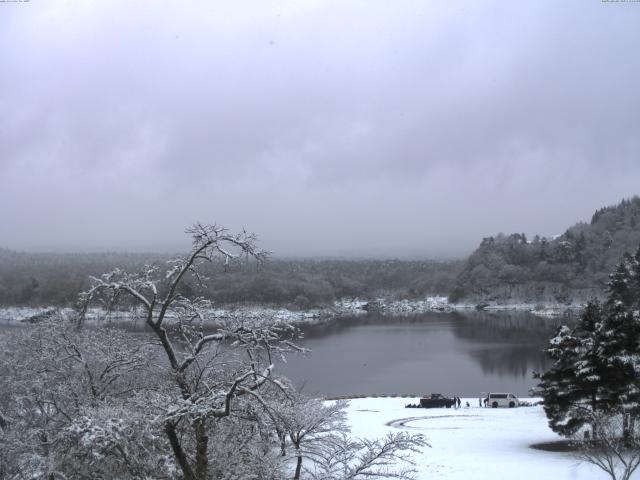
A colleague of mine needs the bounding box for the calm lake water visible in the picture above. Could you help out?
[0,310,569,399]
[278,311,567,398]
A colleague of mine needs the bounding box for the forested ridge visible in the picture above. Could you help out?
[451,196,640,304]
[3,196,640,308]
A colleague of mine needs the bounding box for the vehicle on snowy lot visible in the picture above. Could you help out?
[419,393,455,408]
[486,393,519,408]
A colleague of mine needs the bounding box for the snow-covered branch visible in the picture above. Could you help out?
[306,431,429,480]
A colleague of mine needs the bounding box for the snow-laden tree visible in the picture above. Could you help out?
[0,320,164,479]
[572,409,640,480]
[195,411,287,480]
[255,389,427,480]
[607,249,640,310]
[77,223,302,480]
[535,302,608,436]
[264,391,349,480]
[0,317,290,479]
[305,431,428,480]
[1,223,432,480]
[595,246,640,435]
[537,245,640,439]
[598,302,640,420]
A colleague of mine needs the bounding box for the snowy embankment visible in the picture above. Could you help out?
[0,296,581,326]
[345,397,604,479]
[0,306,66,323]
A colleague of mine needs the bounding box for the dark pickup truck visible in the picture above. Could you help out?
[419,393,455,408]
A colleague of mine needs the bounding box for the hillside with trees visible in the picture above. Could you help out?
[450,197,640,305]
[4,197,640,310]
[0,248,461,308]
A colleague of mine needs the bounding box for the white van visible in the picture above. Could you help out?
[486,393,519,408]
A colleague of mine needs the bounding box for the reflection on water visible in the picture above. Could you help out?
[278,311,570,398]
[449,311,566,379]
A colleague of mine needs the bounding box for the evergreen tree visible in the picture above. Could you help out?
[538,245,640,437]
[599,247,640,414]
[536,302,606,436]
[607,252,639,309]
[573,302,608,411]
[598,300,640,415]
[634,245,640,303]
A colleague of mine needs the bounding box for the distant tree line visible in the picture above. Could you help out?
[0,248,462,308]
[450,197,640,304]
[0,250,164,307]
[4,196,640,309]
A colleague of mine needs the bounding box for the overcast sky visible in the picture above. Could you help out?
[1,1,639,258]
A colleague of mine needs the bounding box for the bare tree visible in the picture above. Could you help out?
[0,321,160,479]
[306,431,429,480]
[573,410,640,480]
[265,392,348,480]
[78,223,299,480]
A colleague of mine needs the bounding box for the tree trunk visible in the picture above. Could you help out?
[276,429,286,456]
[165,422,196,480]
[591,392,598,440]
[293,445,303,480]
[194,419,209,480]
[623,412,631,440]
[40,431,50,457]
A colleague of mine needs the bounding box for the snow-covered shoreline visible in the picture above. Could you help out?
[0,297,582,326]
[344,397,602,479]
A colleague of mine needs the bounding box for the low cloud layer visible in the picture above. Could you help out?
[1,1,639,257]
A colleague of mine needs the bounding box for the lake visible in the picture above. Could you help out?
[0,309,568,399]
[277,311,567,398]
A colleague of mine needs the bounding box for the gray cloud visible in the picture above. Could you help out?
[1,0,639,257]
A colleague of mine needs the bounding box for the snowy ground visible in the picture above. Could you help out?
[345,397,610,479]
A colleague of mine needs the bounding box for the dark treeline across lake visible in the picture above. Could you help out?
[278,311,567,398]
[0,249,462,307]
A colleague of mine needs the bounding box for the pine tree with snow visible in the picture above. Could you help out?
[536,302,607,436]
[634,245,640,305]
[599,248,640,415]
[607,252,639,309]
[538,246,640,438]
[598,302,640,417]
[574,302,610,410]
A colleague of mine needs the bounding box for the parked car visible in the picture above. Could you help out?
[486,393,519,408]
[419,393,455,408]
